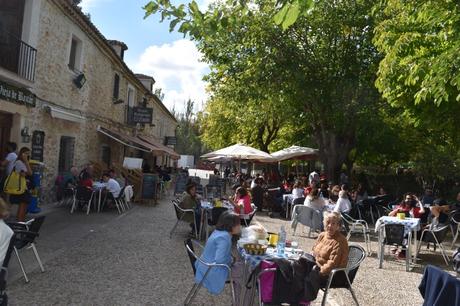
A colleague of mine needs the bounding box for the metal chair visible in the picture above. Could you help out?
[240,204,257,227]
[377,223,411,271]
[321,245,366,306]
[450,210,460,249]
[70,186,95,214]
[113,187,127,214]
[0,234,17,304]
[291,205,323,237]
[341,213,372,255]
[170,201,198,239]
[183,238,235,306]
[416,225,450,265]
[7,216,46,283]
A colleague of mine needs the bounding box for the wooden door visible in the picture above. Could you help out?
[0,112,13,160]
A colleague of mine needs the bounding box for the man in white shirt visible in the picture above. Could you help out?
[334,190,352,214]
[102,173,121,198]
[1,142,17,175]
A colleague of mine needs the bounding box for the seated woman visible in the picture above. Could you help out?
[389,193,424,217]
[304,189,326,211]
[195,211,241,295]
[179,182,202,235]
[312,211,349,279]
[231,187,253,215]
[291,180,304,200]
[334,190,352,214]
[329,185,341,203]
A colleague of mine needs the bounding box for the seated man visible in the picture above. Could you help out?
[102,172,121,200]
[64,166,79,189]
[430,193,460,227]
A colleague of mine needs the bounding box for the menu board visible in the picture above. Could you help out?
[141,173,158,200]
[31,131,45,162]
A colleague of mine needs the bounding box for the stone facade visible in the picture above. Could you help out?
[0,0,178,202]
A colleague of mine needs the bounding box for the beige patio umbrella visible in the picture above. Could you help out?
[201,144,275,171]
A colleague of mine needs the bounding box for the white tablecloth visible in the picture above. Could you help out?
[375,216,421,236]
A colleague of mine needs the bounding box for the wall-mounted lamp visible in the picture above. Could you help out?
[73,73,87,89]
[21,127,31,143]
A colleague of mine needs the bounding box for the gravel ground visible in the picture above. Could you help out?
[7,195,455,306]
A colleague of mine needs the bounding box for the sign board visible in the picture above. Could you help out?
[141,173,158,200]
[0,80,36,107]
[130,107,153,124]
[123,157,143,169]
[165,136,177,146]
[31,131,45,162]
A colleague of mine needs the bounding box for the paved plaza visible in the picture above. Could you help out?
[7,196,451,305]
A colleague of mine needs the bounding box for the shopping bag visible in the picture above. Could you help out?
[3,167,26,195]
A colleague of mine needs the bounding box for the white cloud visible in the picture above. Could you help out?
[79,0,109,10]
[131,39,209,113]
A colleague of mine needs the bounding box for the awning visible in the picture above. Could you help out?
[97,126,159,153]
[44,105,86,123]
[138,135,180,159]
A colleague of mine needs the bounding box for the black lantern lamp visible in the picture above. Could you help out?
[73,73,87,89]
[21,127,31,143]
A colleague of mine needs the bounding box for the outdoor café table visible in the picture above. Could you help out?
[199,200,233,240]
[93,182,106,212]
[237,245,303,305]
[374,216,421,271]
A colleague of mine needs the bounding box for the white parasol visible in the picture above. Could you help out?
[271,145,319,161]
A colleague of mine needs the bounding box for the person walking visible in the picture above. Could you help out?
[7,147,32,221]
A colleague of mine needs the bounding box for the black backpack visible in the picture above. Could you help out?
[453,247,460,275]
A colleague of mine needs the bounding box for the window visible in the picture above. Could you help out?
[113,74,120,99]
[58,136,75,173]
[101,145,111,167]
[68,36,82,71]
[127,84,135,107]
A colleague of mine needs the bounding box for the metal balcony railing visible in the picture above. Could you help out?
[0,31,37,82]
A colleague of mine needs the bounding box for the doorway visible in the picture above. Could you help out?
[0,111,13,160]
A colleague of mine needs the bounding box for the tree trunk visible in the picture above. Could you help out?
[314,129,355,184]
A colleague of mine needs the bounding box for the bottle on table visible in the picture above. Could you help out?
[277,225,286,255]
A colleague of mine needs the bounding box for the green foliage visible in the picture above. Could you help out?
[175,99,206,160]
[373,0,460,141]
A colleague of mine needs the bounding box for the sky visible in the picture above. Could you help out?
[80,0,211,113]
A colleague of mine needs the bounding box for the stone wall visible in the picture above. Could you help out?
[20,0,149,202]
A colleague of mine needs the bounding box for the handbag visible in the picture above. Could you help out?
[3,162,27,195]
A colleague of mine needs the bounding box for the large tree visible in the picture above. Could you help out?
[144,0,382,181]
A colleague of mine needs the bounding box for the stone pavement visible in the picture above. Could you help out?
[6,196,444,305]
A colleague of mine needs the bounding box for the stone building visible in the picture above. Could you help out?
[0,0,178,201]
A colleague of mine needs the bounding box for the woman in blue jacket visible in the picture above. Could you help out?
[195,211,241,295]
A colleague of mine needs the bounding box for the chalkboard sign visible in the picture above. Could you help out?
[141,173,158,200]
[174,176,187,195]
[31,131,45,162]
[131,107,153,124]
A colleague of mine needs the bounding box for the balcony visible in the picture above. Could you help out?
[0,32,37,82]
